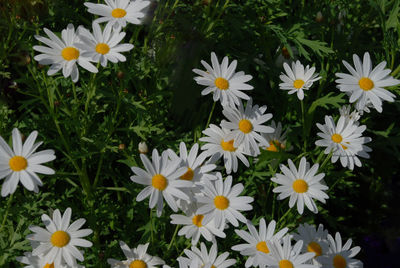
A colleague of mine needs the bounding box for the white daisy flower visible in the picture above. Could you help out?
[77,21,134,67]
[130,149,192,217]
[193,52,253,107]
[107,241,165,267]
[27,207,93,267]
[199,124,249,174]
[231,218,289,267]
[220,98,274,156]
[315,115,372,170]
[16,251,72,268]
[271,157,329,215]
[0,128,56,197]
[293,223,330,266]
[170,203,226,245]
[33,24,98,83]
[180,242,236,268]
[318,232,362,268]
[168,142,217,185]
[196,173,253,229]
[279,60,321,100]
[335,52,400,113]
[261,121,289,152]
[84,0,151,31]
[338,105,360,125]
[261,236,317,268]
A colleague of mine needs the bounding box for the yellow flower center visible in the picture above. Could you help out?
[111,8,127,18]
[192,214,204,227]
[214,195,229,210]
[238,119,253,133]
[292,179,308,193]
[279,260,294,268]
[152,174,167,191]
[266,140,284,152]
[9,156,28,171]
[331,133,343,143]
[333,254,347,268]
[256,241,269,254]
[293,79,305,89]
[95,43,110,55]
[50,231,70,248]
[358,77,374,91]
[129,260,147,268]
[307,241,322,257]
[180,167,194,181]
[220,139,236,152]
[61,47,80,61]
[43,263,54,268]
[214,77,229,90]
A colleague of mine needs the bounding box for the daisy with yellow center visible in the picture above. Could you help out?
[232,219,288,267]
[261,121,289,153]
[27,208,92,267]
[17,252,73,268]
[0,128,56,197]
[279,60,321,100]
[261,236,317,268]
[77,21,134,68]
[221,98,274,157]
[130,149,192,217]
[315,115,372,170]
[33,24,98,83]
[200,124,250,174]
[179,243,236,268]
[293,223,330,266]
[193,52,253,108]
[107,241,165,268]
[318,232,363,268]
[170,203,226,245]
[336,52,400,113]
[271,157,329,215]
[84,0,151,31]
[195,173,253,229]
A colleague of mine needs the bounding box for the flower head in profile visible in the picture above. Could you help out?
[108,241,165,267]
[271,157,329,214]
[335,52,400,113]
[279,60,321,100]
[193,52,253,108]
[315,115,372,170]
[84,0,150,31]
[27,208,92,267]
[130,149,192,217]
[231,218,288,267]
[33,24,98,83]
[221,98,274,156]
[77,22,134,67]
[0,128,56,197]
[318,232,362,268]
[261,121,289,152]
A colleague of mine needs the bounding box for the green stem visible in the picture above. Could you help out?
[205,101,216,129]
[277,206,292,227]
[320,150,333,171]
[0,194,13,234]
[300,100,306,152]
[391,64,400,77]
[167,225,180,250]
[150,209,154,244]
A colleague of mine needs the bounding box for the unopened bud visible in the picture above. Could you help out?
[117,71,124,79]
[316,11,323,23]
[138,142,148,154]
[118,143,125,150]
[281,47,291,59]
[123,88,128,94]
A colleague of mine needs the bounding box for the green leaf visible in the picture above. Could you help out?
[386,0,400,30]
[295,37,334,58]
[308,93,346,115]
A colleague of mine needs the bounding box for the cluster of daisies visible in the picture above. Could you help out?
[4,0,400,266]
[33,0,151,82]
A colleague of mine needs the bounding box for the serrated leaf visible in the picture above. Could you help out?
[386,0,400,30]
[308,93,346,114]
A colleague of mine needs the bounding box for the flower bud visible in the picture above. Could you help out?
[118,143,125,150]
[138,142,148,154]
[316,11,323,22]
